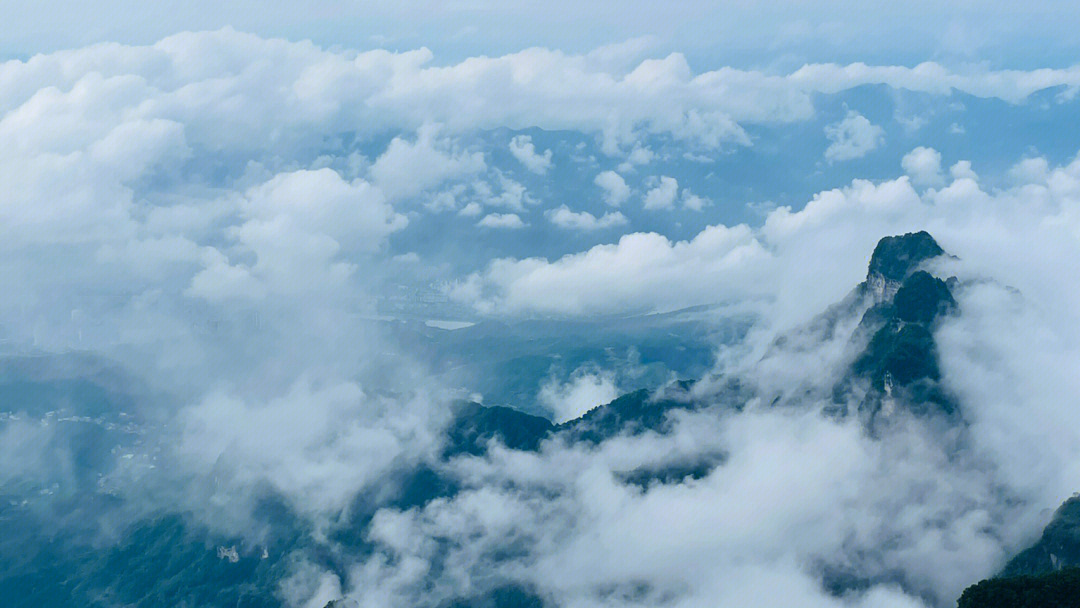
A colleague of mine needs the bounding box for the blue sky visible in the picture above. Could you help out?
[5,1,1080,68]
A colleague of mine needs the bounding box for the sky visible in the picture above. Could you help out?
[4,4,1080,608]
[5,1,1080,68]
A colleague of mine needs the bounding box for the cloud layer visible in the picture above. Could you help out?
[3,27,1080,608]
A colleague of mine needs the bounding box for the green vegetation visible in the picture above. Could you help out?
[444,401,554,457]
[893,271,956,324]
[957,568,1080,608]
[1003,497,1080,576]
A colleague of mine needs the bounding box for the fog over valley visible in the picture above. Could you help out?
[3,5,1080,607]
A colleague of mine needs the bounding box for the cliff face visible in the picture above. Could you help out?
[864,231,946,303]
[1001,496,1080,577]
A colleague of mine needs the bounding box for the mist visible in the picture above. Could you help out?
[2,24,1080,608]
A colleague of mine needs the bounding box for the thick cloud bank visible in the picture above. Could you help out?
[2,29,1079,348]
[451,155,1080,328]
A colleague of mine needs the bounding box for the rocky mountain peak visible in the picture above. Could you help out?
[865,231,945,301]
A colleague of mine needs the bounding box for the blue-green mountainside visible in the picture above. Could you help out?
[956,498,1080,607]
[1,232,1074,607]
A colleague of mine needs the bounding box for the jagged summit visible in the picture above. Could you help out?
[836,232,960,424]
[865,231,946,301]
[867,231,945,282]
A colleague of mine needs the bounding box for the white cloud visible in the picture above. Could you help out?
[508,135,553,174]
[369,124,485,201]
[0,30,1074,179]
[950,160,978,181]
[681,188,709,211]
[473,172,535,211]
[1009,156,1050,183]
[352,397,1017,606]
[449,223,769,315]
[450,150,1080,342]
[824,110,884,162]
[458,201,483,217]
[447,175,920,319]
[902,146,945,187]
[392,252,420,263]
[0,29,1068,336]
[594,170,631,206]
[618,144,655,171]
[545,205,629,231]
[789,61,1080,104]
[643,175,679,210]
[477,213,526,229]
[538,368,619,423]
[177,376,442,517]
[0,77,191,247]
[187,168,406,301]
